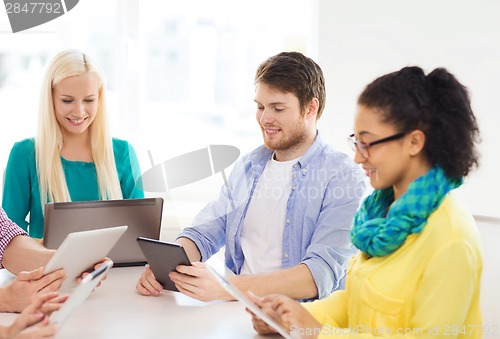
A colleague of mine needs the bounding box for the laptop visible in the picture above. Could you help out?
[43,198,163,266]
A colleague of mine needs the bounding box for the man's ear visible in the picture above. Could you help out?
[408,130,426,156]
[305,98,319,120]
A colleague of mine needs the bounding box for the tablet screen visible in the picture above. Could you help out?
[137,237,191,292]
[44,226,127,290]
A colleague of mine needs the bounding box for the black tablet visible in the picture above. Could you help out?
[136,237,191,292]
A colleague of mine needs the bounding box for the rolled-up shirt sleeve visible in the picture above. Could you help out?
[176,154,252,264]
[177,197,228,262]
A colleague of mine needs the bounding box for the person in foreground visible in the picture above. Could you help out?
[0,292,67,339]
[137,52,367,301]
[2,49,143,239]
[249,66,483,338]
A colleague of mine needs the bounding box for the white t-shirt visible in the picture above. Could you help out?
[240,155,298,275]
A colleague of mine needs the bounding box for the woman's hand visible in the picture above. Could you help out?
[247,291,322,339]
[4,268,66,313]
[6,292,68,339]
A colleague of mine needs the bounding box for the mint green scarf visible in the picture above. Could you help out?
[351,166,462,257]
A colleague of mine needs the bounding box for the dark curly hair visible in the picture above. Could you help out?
[254,51,326,119]
[358,66,480,180]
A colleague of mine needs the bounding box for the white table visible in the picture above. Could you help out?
[0,266,282,338]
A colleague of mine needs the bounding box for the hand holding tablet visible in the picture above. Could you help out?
[44,226,127,291]
[206,265,298,339]
[50,260,113,325]
[136,237,191,292]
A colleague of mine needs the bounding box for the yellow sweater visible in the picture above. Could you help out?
[303,194,483,338]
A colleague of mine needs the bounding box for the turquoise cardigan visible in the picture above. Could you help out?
[2,138,144,238]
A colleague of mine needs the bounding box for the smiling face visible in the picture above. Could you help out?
[353,104,414,192]
[254,82,317,160]
[52,72,99,138]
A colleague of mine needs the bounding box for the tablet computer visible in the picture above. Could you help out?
[136,237,191,292]
[206,265,297,339]
[44,225,127,291]
[50,260,113,325]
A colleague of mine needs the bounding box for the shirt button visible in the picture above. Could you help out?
[284,253,289,259]
[292,185,296,190]
[302,168,308,174]
[293,164,298,168]
[286,219,290,224]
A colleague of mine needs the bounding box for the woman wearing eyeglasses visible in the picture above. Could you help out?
[248,66,483,338]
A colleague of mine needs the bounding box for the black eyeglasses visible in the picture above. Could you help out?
[347,132,408,158]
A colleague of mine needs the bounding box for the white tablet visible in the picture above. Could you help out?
[50,260,113,325]
[44,225,127,291]
[206,265,297,339]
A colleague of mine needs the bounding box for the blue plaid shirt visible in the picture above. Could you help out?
[177,132,367,299]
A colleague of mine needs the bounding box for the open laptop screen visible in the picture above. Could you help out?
[43,198,163,266]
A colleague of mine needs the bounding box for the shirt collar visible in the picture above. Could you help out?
[250,130,325,177]
[296,130,324,172]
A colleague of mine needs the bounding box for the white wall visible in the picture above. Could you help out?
[2,1,497,219]
[317,0,500,218]
[476,216,500,337]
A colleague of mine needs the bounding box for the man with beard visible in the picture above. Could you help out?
[136,52,367,302]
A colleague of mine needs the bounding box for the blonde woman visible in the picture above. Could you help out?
[2,49,143,239]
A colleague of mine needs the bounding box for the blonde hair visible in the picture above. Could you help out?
[36,49,123,209]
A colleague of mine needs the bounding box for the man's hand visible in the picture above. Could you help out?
[136,265,163,296]
[169,262,232,302]
[136,262,233,301]
[3,268,66,313]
